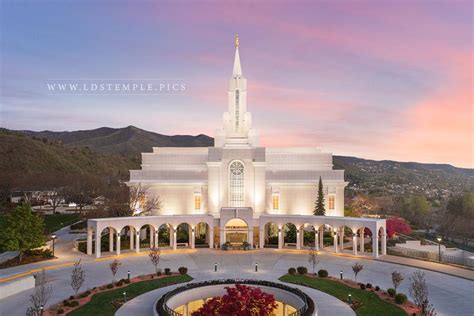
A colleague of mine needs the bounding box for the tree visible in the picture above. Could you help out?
[109,259,121,285]
[0,204,45,263]
[148,247,161,275]
[129,184,162,216]
[308,244,319,274]
[71,260,85,297]
[409,271,435,315]
[352,263,363,282]
[192,283,278,316]
[386,218,412,238]
[391,271,404,293]
[314,177,325,215]
[26,269,52,316]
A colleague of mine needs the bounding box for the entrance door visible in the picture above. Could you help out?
[224,218,248,245]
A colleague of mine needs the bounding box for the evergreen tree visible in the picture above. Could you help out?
[0,204,45,262]
[314,176,326,215]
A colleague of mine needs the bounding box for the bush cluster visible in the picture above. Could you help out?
[359,283,366,290]
[157,269,162,276]
[288,267,296,275]
[106,284,114,289]
[395,293,408,304]
[317,269,328,278]
[297,266,307,275]
[69,301,79,307]
[387,288,396,297]
[57,309,65,314]
[178,267,188,275]
[365,283,372,289]
[375,286,380,291]
[164,268,171,275]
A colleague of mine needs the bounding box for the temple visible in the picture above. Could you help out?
[87,35,386,258]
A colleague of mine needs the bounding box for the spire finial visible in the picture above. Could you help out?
[235,33,239,48]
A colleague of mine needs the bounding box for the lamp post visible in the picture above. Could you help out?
[340,270,343,280]
[437,236,442,262]
[123,291,127,303]
[214,262,217,272]
[51,234,57,257]
[255,263,258,272]
[127,270,130,281]
[40,305,44,316]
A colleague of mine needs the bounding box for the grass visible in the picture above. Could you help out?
[68,274,192,316]
[279,274,407,316]
[43,213,81,234]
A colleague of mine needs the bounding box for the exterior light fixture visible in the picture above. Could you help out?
[128,270,131,281]
[340,270,343,280]
[214,262,218,272]
[51,234,57,257]
[123,291,127,302]
[348,294,352,305]
[255,262,258,272]
[437,237,442,262]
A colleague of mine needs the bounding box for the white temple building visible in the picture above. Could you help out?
[87,35,386,258]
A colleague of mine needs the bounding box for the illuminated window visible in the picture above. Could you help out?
[272,195,279,210]
[229,160,244,207]
[328,196,335,210]
[194,195,201,210]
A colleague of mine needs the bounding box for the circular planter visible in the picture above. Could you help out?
[155,279,316,316]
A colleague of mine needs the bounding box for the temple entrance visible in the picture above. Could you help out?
[224,218,248,244]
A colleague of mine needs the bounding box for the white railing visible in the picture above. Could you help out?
[388,246,474,267]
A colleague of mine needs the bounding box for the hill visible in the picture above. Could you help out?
[4,127,474,196]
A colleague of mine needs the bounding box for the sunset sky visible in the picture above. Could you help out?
[1,1,472,167]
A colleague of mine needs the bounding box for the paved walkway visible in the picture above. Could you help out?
[1,248,474,315]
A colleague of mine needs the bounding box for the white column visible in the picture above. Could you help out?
[95,231,101,258]
[135,231,140,253]
[248,227,253,249]
[259,228,265,249]
[87,228,93,255]
[220,229,225,247]
[109,229,114,252]
[154,230,159,248]
[319,227,324,249]
[149,228,154,249]
[339,228,344,252]
[333,232,338,253]
[360,227,365,253]
[382,234,387,255]
[352,234,358,256]
[116,233,121,255]
[209,226,214,248]
[278,228,283,249]
[373,236,379,258]
[172,227,177,250]
[191,227,195,249]
[314,231,319,251]
[130,228,134,250]
[296,228,301,250]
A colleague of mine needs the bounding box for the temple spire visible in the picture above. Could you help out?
[232,33,242,77]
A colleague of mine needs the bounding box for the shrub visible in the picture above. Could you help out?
[366,283,372,289]
[288,267,296,275]
[106,284,114,289]
[79,290,91,298]
[116,280,123,286]
[178,267,188,275]
[69,295,75,300]
[125,279,131,284]
[375,286,380,291]
[360,283,366,290]
[164,268,171,275]
[157,268,162,276]
[297,266,308,275]
[63,300,70,307]
[395,293,408,304]
[387,288,396,297]
[57,309,65,314]
[69,301,79,307]
[318,269,328,278]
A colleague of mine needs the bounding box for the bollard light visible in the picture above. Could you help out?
[123,291,127,303]
[128,270,130,281]
[51,234,57,257]
[437,236,442,262]
[255,262,258,272]
[40,305,44,316]
[348,294,352,305]
[214,262,217,272]
[340,270,343,280]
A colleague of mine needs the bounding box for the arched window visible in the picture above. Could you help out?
[229,160,244,207]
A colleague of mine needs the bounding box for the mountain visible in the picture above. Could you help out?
[4,126,473,196]
[22,126,213,160]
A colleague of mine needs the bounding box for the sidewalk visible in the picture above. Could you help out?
[377,255,474,280]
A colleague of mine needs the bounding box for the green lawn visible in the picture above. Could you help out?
[279,274,407,316]
[68,274,193,316]
[43,213,81,234]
